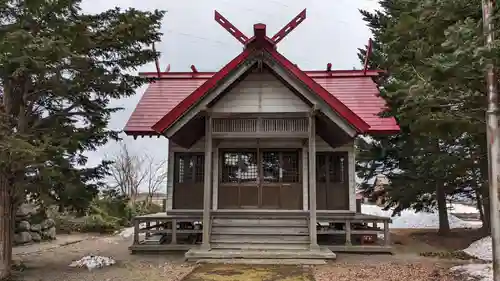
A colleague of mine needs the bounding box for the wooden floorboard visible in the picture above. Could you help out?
[327,245,393,253]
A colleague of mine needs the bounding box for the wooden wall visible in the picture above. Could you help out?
[211,70,310,113]
[166,136,356,212]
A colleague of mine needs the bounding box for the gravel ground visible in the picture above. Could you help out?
[12,231,473,281]
[314,261,467,281]
[14,235,194,281]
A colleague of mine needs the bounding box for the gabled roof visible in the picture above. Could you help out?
[124,69,399,136]
[151,45,373,135]
[124,12,400,138]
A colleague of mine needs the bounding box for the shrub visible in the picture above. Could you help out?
[53,189,165,234]
[80,214,121,234]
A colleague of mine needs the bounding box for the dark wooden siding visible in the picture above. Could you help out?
[316,152,349,210]
[172,153,204,209]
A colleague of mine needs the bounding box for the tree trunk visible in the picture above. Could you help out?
[481,184,492,234]
[0,172,12,280]
[475,188,486,226]
[436,183,450,235]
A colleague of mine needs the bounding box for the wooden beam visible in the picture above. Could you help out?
[302,144,308,211]
[212,145,219,210]
[308,113,319,249]
[363,38,373,75]
[201,116,213,250]
[214,10,249,45]
[271,9,307,44]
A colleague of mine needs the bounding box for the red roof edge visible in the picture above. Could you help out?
[138,69,384,79]
[151,48,252,133]
[267,49,371,132]
[367,129,400,134]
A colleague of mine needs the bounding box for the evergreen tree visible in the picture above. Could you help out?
[357,0,492,234]
[0,1,164,278]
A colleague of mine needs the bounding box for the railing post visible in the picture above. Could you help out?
[145,221,151,238]
[384,220,390,246]
[345,221,352,246]
[133,218,139,245]
[171,219,177,245]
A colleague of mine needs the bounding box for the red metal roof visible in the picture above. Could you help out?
[124,71,399,136]
[125,16,399,137]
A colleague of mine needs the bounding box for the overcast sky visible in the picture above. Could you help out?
[79,0,380,188]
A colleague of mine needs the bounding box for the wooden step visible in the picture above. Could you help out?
[212,219,307,227]
[211,227,308,235]
[211,243,310,250]
[195,258,327,265]
[185,248,336,260]
[211,235,309,243]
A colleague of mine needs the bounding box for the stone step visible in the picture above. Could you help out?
[212,219,308,227]
[195,258,327,265]
[185,248,336,260]
[211,236,309,243]
[211,227,308,235]
[211,243,310,250]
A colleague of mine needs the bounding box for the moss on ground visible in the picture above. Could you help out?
[182,264,313,281]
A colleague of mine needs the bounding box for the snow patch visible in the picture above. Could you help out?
[453,237,494,280]
[118,226,135,238]
[464,236,492,261]
[69,255,116,270]
[451,264,492,281]
[361,204,478,229]
[448,203,479,214]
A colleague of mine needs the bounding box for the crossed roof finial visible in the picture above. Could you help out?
[214,9,307,46]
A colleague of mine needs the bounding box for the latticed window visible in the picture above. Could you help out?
[221,151,258,183]
[221,150,300,184]
[262,151,300,183]
[175,153,204,184]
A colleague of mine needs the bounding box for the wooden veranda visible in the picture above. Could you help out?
[129,210,392,254]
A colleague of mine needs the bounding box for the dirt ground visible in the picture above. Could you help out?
[184,264,314,281]
[11,229,477,281]
[13,235,193,281]
[406,228,486,251]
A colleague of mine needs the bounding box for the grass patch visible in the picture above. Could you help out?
[419,250,478,260]
[183,264,313,281]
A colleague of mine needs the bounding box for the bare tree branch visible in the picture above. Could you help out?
[108,143,167,205]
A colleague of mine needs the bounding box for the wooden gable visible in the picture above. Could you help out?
[211,68,310,114]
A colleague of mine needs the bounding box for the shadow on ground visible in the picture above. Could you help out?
[183,264,313,281]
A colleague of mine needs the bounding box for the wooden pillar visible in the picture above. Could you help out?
[302,143,309,211]
[202,115,213,250]
[212,146,219,210]
[308,113,319,249]
[348,150,356,212]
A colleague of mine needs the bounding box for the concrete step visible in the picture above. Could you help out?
[211,227,308,235]
[185,248,336,260]
[211,243,310,250]
[211,236,309,243]
[212,219,308,227]
[195,258,327,265]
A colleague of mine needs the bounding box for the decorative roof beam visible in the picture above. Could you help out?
[214,11,249,45]
[363,38,373,75]
[271,9,306,44]
[152,42,161,78]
